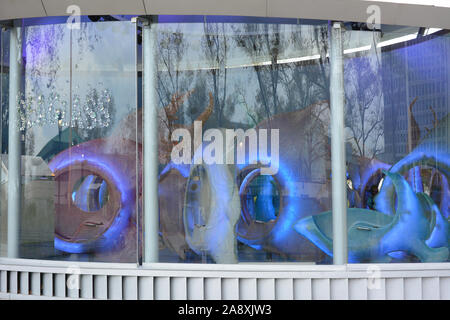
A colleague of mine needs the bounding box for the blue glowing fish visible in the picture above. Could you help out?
[294,171,449,263]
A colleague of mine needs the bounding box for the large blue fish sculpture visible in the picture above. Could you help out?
[294,171,449,263]
[373,113,450,253]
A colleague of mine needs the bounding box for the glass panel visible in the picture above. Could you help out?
[4,15,446,266]
[155,17,333,264]
[344,27,450,263]
[0,19,138,262]
[0,28,9,257]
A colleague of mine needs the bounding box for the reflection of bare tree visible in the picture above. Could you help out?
[202,22,231,126]
[281,61,327,113]
[234,23,283,120]
[277,25,331,179]
[236,86,260,126]
[158,91,214,164]
[301,101,330,180]
[112,90,214,165]
[313,25,331,102]
[158,91,192,162]
[345,55,384,159]
[279,24,330,118]
[186,76,210,123]
[157,28,191,118]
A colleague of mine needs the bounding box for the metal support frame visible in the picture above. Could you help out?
[329,21,348,265]
[7,24,22,258]
[142,16,159,263]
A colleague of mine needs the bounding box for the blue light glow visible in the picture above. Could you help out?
[295,171,449,262]
[49,139,135,253]
[235,150,311,253]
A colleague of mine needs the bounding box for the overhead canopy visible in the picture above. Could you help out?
[0,0,450,29]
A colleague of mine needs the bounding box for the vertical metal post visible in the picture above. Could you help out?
[7,25,22,258]
[329,21,347,265]
[142,16,159,263]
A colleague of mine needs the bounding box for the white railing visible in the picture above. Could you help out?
[0,258,449,300]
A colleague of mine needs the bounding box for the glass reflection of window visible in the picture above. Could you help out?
[0,19,138,263]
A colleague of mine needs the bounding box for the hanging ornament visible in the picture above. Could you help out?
[17,83,113,131]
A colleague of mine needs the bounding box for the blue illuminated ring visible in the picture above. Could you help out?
[49,139,136,254]
[235,157,304,252]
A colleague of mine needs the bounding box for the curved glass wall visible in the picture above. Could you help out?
[0,15,448,265]
[154,17,332,264]
[0,18,138,262]
[344,27,450,263]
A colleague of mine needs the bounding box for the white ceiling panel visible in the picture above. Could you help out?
[0,0,449,29]
[0,0,46,21]
[267,0,450,29]
[143,0,267,17]
[41,0,146,17]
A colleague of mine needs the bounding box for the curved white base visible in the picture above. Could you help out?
[0,258,449,300]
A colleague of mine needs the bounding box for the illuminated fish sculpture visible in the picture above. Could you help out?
[182,139,241,264]
[49,138,139,261]
[294,171,449,263]
[354,101,450,258]
[422,191,450,250]
[373,111,450,254]
[160,100,329,262]
[373,151,450,254]
[235,101,330,262]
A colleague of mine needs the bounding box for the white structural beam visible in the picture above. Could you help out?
[142,16,159,263]
[329,22,348,265]
[267,0,450,29]
[41,0,146,17]
[141,0,267,17]
[0,0,46,21]
[7,26,22,258]
[1,0,450,29]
